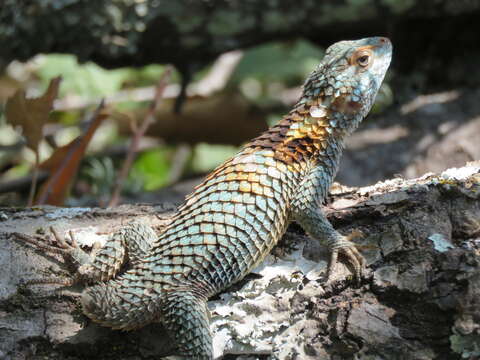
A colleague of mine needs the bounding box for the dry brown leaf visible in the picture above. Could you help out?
[5,77,62,152]
[35,102,108,206]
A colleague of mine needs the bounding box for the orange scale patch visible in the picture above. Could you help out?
[235,173,249,181]
[263,187,274,198]
[247,173,259,182]
[290,112,303,121]
[223,166,235,175]
[239,181,251,193]
[225,172,238,181]
[251,183,264,195]
[234,164,245,172]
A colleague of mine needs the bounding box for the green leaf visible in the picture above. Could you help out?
[132,148,172,190]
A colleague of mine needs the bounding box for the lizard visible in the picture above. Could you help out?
[14,37,392,359]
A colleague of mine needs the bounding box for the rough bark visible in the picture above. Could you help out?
[2,0,480,87]
[0,165,479,359]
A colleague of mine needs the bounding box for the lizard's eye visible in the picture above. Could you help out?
[353,49,373,68]
[357,55,370,67]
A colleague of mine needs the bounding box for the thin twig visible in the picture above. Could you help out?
[27,151,39,206]
[166,143,191,185]
[108,66,173,207]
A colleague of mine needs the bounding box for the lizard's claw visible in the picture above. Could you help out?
[12,227,91,269]
[327,240,366,284]
[14,230,69,257]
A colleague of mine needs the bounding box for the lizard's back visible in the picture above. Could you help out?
[140,144,307,296]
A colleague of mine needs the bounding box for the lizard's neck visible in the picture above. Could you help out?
[245,93,365,169]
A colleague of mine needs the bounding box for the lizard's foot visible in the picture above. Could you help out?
[326,235,366,284]
[12,228,93,285]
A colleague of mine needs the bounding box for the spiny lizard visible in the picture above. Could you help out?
[14,37,392,359]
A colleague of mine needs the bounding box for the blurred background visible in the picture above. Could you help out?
[1,0,479,207]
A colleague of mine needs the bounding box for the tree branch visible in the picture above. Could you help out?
[1,165,479,359]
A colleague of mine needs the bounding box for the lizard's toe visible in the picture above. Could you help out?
[327,240,366,284]
[12,231,71,257]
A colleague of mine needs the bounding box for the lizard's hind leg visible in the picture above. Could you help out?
[79,222,158,282]
[80,280,162,331]
[13,222,158,285]
[78,221,162,330]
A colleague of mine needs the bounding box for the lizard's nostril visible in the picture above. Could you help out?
[378,37,391,45]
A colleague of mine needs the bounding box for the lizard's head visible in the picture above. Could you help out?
[301,37,392,131]
[252,37,392,164]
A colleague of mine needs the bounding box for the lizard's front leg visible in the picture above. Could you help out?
[291,169,366,283]
[293,206,366,282]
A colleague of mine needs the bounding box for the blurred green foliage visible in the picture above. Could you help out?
[35,54,179,98]
[132,148,172,191]
[232,39,324,85]
[190,144,239,174]
[82,157,117,196]
[36,55,131,98]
